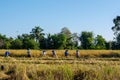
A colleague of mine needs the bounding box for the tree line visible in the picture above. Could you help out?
[0,16,120,50]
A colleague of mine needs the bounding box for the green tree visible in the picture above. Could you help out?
[30,26,45,43]
[60,27,72,38]
[106,41,112,50]
[80,31,94,49]
[4,41,11,49]
[17,34,32,40]
[39,33,67,49]
[11,39,23,49]
[22,38,39,49]
[114,33,120,49]
[112,16,120,37]
[111,16,120,49]
[116,33,120,44]
[18,34,39,49]
[72,33,80,48]
[0,39,4,49]
[94,35,106,49]
[46,34,53,49]
[60,27,74,49]
[27,39,39,49]
[51,33,67,49]
[0,34,9,49]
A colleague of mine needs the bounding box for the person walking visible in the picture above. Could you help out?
[4,51,10,57]
[52,50,56,57]
[42,50,46,56]
[64,50,69,57]
[27,48,31,57]
[76,50,79,58]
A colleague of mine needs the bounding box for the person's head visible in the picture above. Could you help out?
[52,50,55,52]
[76,50,78,52]
[27,48,30,50]
[65,50,68,52]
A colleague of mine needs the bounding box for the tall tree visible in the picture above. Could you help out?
[0,34,8,49]
[112,16,120,38]
[111,16,120,49]
[114,33,120,49]
[47,34,54,49]
[11,39,23,49]
[0,39,5,49]
[60,27,72,38]
[51,33,67,49]
[80,31,94,49]
[17,34,39,49]
[94,35,106,49]
[30,26,45,43]
[60,27,74,49]
[106,41,112,50]
[72,33,80,48]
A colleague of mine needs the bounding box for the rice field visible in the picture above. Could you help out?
[0,50,120,80]
[1,49,120,57]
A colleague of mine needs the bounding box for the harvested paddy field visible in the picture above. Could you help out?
[0,56,120,80]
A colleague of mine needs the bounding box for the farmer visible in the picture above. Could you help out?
[27,48,31,57]
[76,50,79,58]
[42,50,46,56]
[64,50,69,57]
[52,50,56,57]
[4,51,10,57]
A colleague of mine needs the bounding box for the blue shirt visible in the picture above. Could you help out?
[5,51,10,56]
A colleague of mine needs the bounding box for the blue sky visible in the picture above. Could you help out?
[0,0,120,41]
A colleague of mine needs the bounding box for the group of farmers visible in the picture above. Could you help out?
[27,49,80,58]
[4,49,80,58]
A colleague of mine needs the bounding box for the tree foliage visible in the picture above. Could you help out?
[80,31,94,49]
[60,27,72,38]
[30,26,45,43]
[60,27,74,49]
[94,35,106,49]
[11,39,23,49]
[0,19,119,50]
[112,16,120,36]
[111,16,120,49]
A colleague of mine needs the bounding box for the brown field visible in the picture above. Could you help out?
[0,49,120,57]
[0,50,120,80]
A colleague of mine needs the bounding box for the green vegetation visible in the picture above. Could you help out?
[1,16,120,80]
[0,16,120,50]
[0,27,108,50]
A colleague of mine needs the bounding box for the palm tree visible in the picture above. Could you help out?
[30,26,45,43]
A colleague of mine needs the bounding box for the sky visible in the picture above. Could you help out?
[0,0,120,41]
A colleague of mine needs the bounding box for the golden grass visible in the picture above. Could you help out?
[0,60,120,80]
[1,50,120,80]
[0,49,120,57]
[0,72,10,79]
